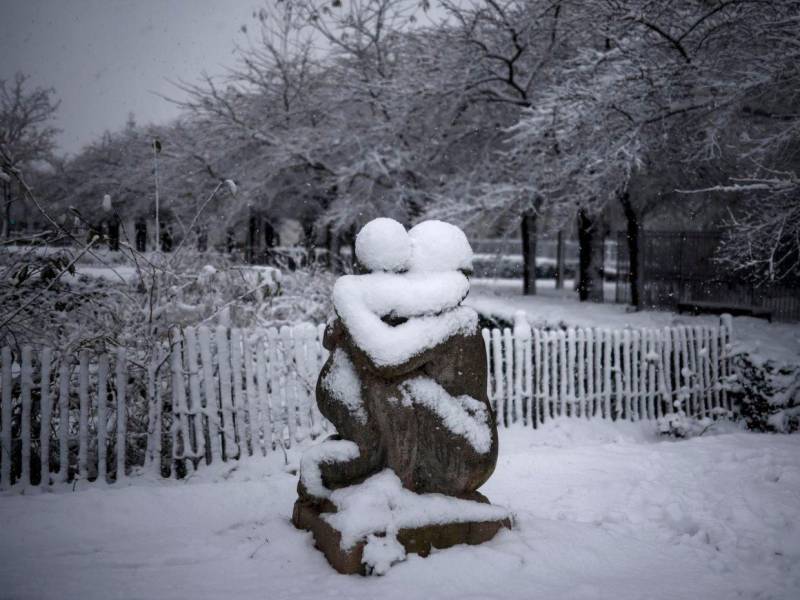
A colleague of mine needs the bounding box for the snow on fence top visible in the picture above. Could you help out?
[0,318,733,491]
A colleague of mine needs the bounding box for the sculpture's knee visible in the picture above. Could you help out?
[297,437,382,502]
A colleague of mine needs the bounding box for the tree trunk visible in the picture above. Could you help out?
[577,210,590,301]
[302,221,316,267]
[247,209,258,264]
[576,208,605,302]
[521,212,537,295]
[555,230,565,289]
[619,192,643,309]
[324,224,344,272]
[264,220,276,247]
[348,225,357,272]
[324,224,333,269]
[329,227,342,273]
[2,180,10,239]
[135,221,147,252]
[197,225,208,252]
[108,218,120,251]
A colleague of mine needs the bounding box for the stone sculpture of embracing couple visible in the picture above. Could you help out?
[292,217,509,575]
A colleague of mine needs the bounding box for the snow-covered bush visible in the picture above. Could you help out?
[471,255,580,280]
[472,254,524,279]
[1,245,336,477]
[657,383,735,438]
[1,248,335,353]
[1,248,113,351]
[254,263,334,328]
[727,351,800,433]
[657,345,800,438]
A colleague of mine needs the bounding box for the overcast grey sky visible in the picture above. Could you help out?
[0,0,262,156]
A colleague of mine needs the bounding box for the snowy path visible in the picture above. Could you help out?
[1,422,799,600]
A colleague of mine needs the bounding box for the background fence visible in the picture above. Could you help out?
[615,231,800,321]
[0,318,734,491]
[470,237,618,285]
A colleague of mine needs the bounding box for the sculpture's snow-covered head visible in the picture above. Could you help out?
[354,217,473,274]
[408,220,473,273]
[354,217,412,273]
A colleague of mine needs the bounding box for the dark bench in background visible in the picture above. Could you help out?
[677,300,773,322]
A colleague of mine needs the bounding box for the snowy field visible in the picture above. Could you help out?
[2,420,799,600]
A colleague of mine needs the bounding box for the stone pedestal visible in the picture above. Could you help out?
[292,493,511,575]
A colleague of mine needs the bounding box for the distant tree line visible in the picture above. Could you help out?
[2,0,799,291]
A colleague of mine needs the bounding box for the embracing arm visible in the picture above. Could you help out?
[341,322,468,380]
[322,318,345,351]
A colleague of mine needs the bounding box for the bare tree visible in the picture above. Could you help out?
[0,72,60,238]
[172,1,333,226]
[426,1,595,294]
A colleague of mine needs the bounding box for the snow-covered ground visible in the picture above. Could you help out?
[468,278,800,365]
[2,421,799,600]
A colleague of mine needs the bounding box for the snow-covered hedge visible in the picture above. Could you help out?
[0,249,335,354]
[659,347,800,437]
[726,350,800,433]
[471,254,574,279]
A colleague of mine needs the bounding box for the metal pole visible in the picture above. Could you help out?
[153,139,161,252]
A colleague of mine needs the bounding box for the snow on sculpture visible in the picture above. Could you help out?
[353,216,412,273]
[407,219,475,273]
[292,218,510,575]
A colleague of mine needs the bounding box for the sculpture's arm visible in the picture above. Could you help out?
[322,318,345,351]
[342,323,464,380]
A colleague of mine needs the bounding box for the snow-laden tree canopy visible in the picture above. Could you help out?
[27,0,800,279]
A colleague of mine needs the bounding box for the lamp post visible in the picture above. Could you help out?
[153,139,162,252]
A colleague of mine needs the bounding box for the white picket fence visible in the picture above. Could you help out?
[0,317,734,491]
[485,316,734,427]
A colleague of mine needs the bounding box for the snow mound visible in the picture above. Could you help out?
[408,220,473,273]
[362,532,407,575]
[4,427,800,598]
[502,418,660,450]
[299,439,360,499]
[513,310,531,340]
[400,377,492,453]
[333,273,477,367]
[324,469,510,550]
[355,218,412,273]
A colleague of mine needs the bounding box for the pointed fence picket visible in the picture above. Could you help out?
[0,317,736,491]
